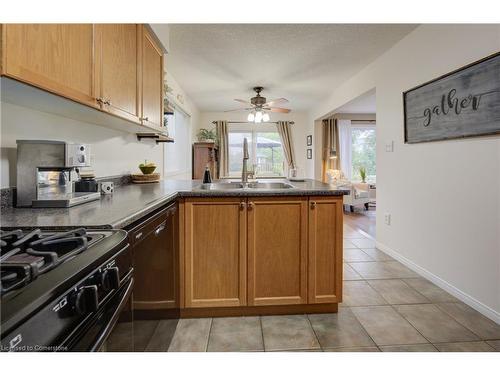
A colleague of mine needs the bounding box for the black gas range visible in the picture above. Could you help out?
[0,227,133,352]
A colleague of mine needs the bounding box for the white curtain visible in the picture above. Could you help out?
[338,119,352,180]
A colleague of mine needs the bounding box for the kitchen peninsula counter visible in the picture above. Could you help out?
[0,179,348,230]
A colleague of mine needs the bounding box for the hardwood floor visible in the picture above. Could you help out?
[343,206,376,238]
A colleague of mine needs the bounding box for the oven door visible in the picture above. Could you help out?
[65,275,134,352]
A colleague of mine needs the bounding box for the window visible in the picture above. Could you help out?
[164,110,192,178]
[351,126,376,182]
[228,129,285,177]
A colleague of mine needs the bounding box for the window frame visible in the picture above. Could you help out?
[350,124,376,183]
[227,124,286,178]
[163,109,192,178]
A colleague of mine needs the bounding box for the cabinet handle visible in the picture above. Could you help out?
[239,202,246,210]
[96,97,104,104]
[310,201,317,209]
[140,117,149,122]
[104,99,111,105]
[248,202,255,210]
[155,222,166,236]
[135,232,143,240]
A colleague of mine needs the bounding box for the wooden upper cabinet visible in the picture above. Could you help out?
[1,24,97,107]
[308,196,343,304]
[247,197,308,306]
[1,24,165,131]
[94,24,141,123]
[184,198,247,308]
[141,26,164,129]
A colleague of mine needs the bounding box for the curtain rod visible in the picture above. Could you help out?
[324,118,375,123]
[212,121,294,125]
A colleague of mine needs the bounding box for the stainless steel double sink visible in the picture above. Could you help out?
[198,181,296,191]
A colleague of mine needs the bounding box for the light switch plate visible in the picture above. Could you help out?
[385,141,394,152]
[384,213,391,225]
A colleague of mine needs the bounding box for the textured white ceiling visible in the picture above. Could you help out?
[166,24,417,112]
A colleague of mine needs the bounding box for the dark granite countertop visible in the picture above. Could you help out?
[0,179,348,230]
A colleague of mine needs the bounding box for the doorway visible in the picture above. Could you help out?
[317,90,376,237]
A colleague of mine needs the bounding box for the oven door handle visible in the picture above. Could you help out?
[89,276,134,352]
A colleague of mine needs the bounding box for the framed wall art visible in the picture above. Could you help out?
[403,52,500,144]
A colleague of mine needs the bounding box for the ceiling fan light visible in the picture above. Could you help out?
[262,112,270,122]
[255,111,263,123]
[247,112,255,122]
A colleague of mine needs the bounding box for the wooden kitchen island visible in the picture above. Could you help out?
[178,193,344,318]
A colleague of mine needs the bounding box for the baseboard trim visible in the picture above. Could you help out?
[180,303,339,318]
[375,241,500,325]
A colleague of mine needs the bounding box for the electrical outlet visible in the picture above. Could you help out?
[385,141,394,152]
[384,213,391,225]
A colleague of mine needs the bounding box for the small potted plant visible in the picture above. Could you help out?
[359,166,367,183]
[197,128,217,143]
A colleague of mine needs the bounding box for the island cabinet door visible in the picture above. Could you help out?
[247,197,308,306]
[184,198,247,308]
[308,196,343,304]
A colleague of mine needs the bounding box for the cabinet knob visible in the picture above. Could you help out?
[310,201,317,209]
[140,117,149,122]
[248,202,255,210]
[239,202,246,210]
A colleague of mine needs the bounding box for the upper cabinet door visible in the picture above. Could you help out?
[141,26,164,129]
[1,24,97,107]
[247,197,308,306]
[308,197,343,304]
[95,24,140,123]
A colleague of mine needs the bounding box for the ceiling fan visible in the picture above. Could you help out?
[226,87,291,123]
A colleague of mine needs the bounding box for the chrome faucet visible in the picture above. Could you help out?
[242,137,250,184]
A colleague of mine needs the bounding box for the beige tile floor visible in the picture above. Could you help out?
[147,224,500,352]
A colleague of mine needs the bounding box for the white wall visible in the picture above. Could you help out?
[164,71,200,140]
[197,111,314,178]
[312,24,500,322]
[0,102,165,187]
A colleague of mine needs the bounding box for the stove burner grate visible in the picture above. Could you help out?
[0,228,96,296]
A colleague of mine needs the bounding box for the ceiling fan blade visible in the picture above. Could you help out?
[264,98,289,107]
[234,99,252,105]
[224,107,254,112]
[267,107,291,113]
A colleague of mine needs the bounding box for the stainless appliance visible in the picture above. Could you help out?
[16,140,101,208]
[0,228,133,352]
